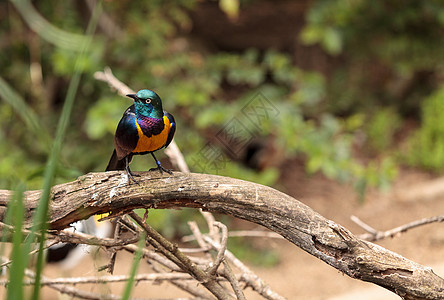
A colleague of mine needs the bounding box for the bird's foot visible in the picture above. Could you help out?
[125,169,140,185]
[149,163,173,175]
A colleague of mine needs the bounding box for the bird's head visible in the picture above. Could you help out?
[126,89,163,119]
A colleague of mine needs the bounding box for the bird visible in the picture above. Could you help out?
[106,89,176,182]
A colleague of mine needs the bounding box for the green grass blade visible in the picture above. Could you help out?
[10,2,103,299]
[6,185,25,300]
[121,232,146,300]
[0,191,17,262]
[10,0,91,51]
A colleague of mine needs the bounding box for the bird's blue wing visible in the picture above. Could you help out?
[115,105,139,159]
[164,111,176,148]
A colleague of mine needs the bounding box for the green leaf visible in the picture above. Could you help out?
[322,27,343,55]
[85,96,126,139]
[299,26,323,45]
[219,0,239,20]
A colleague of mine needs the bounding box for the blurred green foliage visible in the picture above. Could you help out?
[365,108,402,153]
[302,0,444,115]
[1,0,444,198]
[406,87,444,171]
[228,237,280,267]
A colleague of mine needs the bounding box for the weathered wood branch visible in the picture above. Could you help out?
[0,171,443,299]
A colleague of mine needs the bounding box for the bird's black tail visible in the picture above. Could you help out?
[106,149,126,171]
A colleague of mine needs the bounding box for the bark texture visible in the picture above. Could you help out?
[0,171,443,299]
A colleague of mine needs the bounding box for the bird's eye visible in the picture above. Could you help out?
[145,99,151,104]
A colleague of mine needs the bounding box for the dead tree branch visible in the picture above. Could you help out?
[353,215,444,242]
[0,171,443,299]
[0,272,235,287]
[207,222,228,276]
[222,259,246,300]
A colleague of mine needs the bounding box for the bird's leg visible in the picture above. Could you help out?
[149,152,173,174]
[125,156,139,184]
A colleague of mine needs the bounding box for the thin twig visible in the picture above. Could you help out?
[50,228,140,248]
[123,243,182,272]
[178,247,212,254]
[117,215,140,235]
[200,209,220,242]
[39,283,124,300]
[151,263,213,299]
[222,260,246,300]
[353,215,444,242]
[130,217,187,271]
[182,230,284,243]
[188,221,211,251]
[0,272,210,286]
[129,211,233,300]
[207,222,228,276]
[203,236,286,300]
[106,217,122,274]
[94,67,134,96]
[125,239,211,270]
[350,215,378,235]
[227,230,284,239]
[187,221,213,266]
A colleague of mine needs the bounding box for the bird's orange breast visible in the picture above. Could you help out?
[133,116,171,153]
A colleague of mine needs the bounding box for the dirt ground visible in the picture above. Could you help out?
[30,165,444,299]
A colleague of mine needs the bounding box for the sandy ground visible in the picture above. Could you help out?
[3,166,443,299]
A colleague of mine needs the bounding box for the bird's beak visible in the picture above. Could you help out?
[126,94,138,101]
